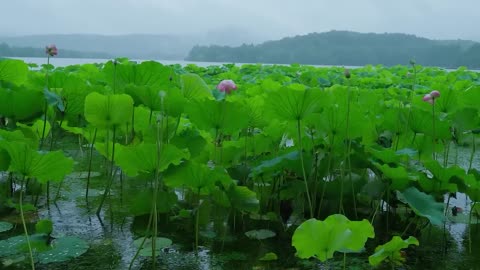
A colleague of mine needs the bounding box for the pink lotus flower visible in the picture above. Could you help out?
[430,90,440,98]
[45,44,58,57]
[422,90,440,104]
[216,79,237,94]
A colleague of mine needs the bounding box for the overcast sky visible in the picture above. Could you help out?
[1,0,479,41]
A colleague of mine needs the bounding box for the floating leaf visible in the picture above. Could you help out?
[37,236,89,264]
[133,237,172,257]
[259,252,278,261]
[0,222,13,233]
[245,229,276,240]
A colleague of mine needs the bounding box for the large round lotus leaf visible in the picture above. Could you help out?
[0,222,13,233]
[180,73,212,100]
[264,87,322,122]
[133,237,172,257]
[225,184,260,213]
[368,236,419,266]
[245,229,276,240]
[0,87,44,120]
[84,92,134,129]
[186,98,249,135]
[0,141,74,184]
[292,215,374,262]
[37,236,89,264]
[115,143,189,177]
[0,234,48,257]
[0,59,28,85]
[165,161,233,194]
[396,187,445,225]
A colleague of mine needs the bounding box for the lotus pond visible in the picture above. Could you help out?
[0,58,480,269]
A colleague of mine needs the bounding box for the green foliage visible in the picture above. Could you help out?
[133,237,172,257]
[0,141,73,183]
[0,234,89,264]
[0,222,13,233]
[84,92,134,129]
[259,252,278,261]
[35,220,53,235]
[115,143,189,177]
[0,59,28,85]
[245,229,276,240]
[396,187,445,225]
[292,215,374,262]
[369,236,419,266]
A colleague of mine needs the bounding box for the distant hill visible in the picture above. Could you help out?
[186,30,480,68]
[0,34,198,60]
[0,42,111,59]
[0,31,268,60]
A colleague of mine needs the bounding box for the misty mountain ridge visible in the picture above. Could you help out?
[1,30,480,68]
[187,30,480,68]
[0,28,267,60]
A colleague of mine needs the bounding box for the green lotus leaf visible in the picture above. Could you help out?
[0,141,73,183]
[225,184,260,213]
[133,237,172,257]
[292,215,374,262]
[396,187,445,225]
[259,252,278,261]
[180,73,212,100]
[165,161,232,194]
[245,229,276,240]
[0,59,28,85]
[35,220,53,235]
[36,236,89,264]
[186,99,249,135]
[84,92,134,129]
[0,87,44,121]
[0,222,13,233]
[368,236,419,266]
[114,143,190,177]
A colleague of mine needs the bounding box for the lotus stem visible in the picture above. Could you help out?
[195,188,201,252]
[97,127,116,216]
[432,101,436,160]
[468,133,476,172]
[20,177,35,270]
[128,208,154,270]
[469,201,476,254]
[297,119,313,218]
[86,128,98,203]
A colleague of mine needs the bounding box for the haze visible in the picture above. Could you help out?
[1,0,479,42]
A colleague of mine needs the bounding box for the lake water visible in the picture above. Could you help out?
[7,56,369,69]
